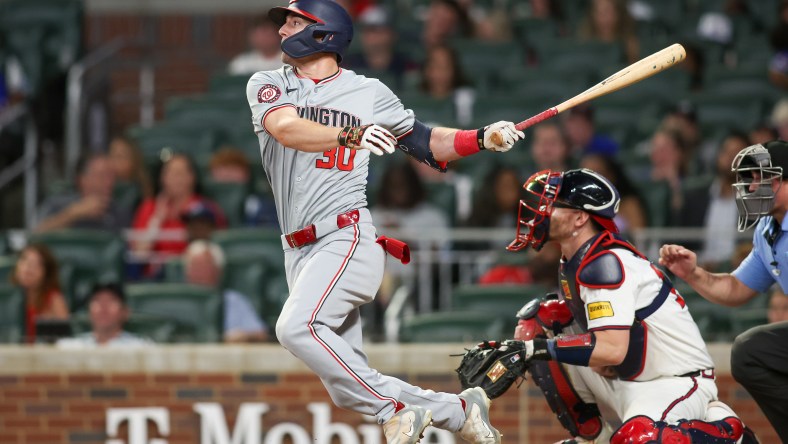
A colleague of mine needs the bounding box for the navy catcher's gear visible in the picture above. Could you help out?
[529,360,603,441]
[508,168,620,252]
[269,0,354,62]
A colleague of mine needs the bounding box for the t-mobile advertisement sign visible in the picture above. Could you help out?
[105,402,456,444]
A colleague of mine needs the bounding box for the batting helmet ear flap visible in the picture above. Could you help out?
[268,0,354,62]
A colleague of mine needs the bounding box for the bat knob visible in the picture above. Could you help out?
[490,131,503,147]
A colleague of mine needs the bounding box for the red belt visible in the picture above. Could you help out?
[285,209,360,248]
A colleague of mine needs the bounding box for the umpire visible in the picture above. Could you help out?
[659,140,788,441]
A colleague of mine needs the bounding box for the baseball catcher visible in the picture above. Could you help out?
[457,169,760,444]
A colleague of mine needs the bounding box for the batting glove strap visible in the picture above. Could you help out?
[338,125,369,149]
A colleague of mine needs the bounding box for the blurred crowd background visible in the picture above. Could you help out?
[0,0,786,347]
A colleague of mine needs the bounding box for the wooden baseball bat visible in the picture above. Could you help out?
[489,43,686,146]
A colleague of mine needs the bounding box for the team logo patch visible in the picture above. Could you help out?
[257,84,281,103]
[561,279,572,300]
[486,361,508,383]
[587,301,614,320]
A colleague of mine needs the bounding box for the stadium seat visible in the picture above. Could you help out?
[28,230,125,308]
[633,180,672,227]
[209,74,252,98]
[164,95,250,133]
[534,41,624,76]
[512,18,560,46]
[202,180,248,228]
[221,256,269,314]
[693,95,762,134]
[112,181,142,216]
[0,255,14,283]
[0,284,24,344]
[126,283,223,343]
[212,228,284,269]
[127,123,219,166]
[425,182,457,225]
[399,311,506,343]
[453,284,547,317]
[70,312,177,343]
[397,94,456,127]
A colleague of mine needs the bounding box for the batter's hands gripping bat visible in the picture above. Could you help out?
[489,43,686,146]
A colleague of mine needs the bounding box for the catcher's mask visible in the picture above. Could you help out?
[731,141,786,231]
[507,169,620,252]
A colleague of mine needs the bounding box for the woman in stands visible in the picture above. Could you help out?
[11,244,69,343]
[130,153,226,275]
[580,153,648,233]
[108,136,154,200]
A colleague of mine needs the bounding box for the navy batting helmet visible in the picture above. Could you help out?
[268,0,354,62]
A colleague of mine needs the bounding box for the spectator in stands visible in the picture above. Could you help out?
[131,154,226,263]
[769,21,788,89]
[419,44,475,126]
[578,0,638,63]
[771,98,788,141]
[183,240,268,343]
[659,102,716,172]
[181,200,220,243]
[36,154,131,233]
[531,123,571,173]
[10,244,69,343]
[372,161,449,233]
[750,124,779,145]
[649,128,690,217]
[422,0,474,48]
[108,135,154,200]
[768,287,788,324]
[56,283,151,348]
[526,0,564,21]
[466,165,521,234]
[679,132,749,266]
[209,147,278,228]
[343,7,416,91]
[228,14,283,75]
[580,153,647,233]
[679,42,706,92]
[561,104,619,159]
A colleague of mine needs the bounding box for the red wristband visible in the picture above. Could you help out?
[454,128,484,157]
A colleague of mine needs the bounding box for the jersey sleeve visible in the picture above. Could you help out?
[732,235,774,293]
[372,80,415,137]
[581,251,637,331]
[246,70,296,134]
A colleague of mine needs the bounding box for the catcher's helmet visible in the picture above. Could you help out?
[508,168,620,252]
[268,0,353,62]
[731,140,788,231]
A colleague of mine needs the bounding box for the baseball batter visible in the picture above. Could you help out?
[245,1,523,443]
[506,169,754,443]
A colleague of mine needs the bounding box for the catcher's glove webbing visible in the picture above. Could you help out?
[455,340,528,399]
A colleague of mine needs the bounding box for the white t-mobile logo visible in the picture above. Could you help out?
[105,408,170,444]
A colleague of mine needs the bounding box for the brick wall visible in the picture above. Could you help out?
[0,345,778,444]
[85,13,252,131]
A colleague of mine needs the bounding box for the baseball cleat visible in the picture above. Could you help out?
[458,387,502,444]
[383,404,432,444]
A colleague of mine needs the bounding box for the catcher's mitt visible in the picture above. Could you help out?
[455,340,527,399]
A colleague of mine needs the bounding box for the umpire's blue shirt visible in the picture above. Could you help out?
[734,211,788,292]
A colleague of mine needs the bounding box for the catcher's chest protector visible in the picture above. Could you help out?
[558,231,673,380]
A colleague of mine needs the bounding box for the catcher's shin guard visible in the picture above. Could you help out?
[528,360,602,440]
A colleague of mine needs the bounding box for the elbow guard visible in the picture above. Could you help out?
[516,293,574,338]
[397,119,447,172]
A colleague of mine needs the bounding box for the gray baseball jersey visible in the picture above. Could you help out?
[246,66,414,234]
[246,66,467,430]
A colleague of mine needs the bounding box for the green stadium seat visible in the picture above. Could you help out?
[453,284,547,317]
[399,311,506,343]
[164,95,250,132]
[0,255,13,283]
[202,180,248,228]
[28,230,125,308]
[212,228,284,269]
[693,95,762,134]
[398,94,456,127]
[126,283,223,343]
[535,41,624,76]
[221,256,269,314]
[209,73,252,98]
[0,284,24,343]
[633,180,672,227]
[452,40,524,85]
[70,312,177,343]
[424,182,457,225]
[113,181,142,216]
[513,18,560,46]
[127,123,219,165]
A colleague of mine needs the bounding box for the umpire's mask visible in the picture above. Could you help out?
[731,142,784,231]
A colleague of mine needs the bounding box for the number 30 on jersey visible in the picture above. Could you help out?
[316,146,356,171]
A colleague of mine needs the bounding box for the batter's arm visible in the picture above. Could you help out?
[265,107,347,153]
[429,127,465,163]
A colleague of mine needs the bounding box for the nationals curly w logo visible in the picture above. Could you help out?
[257,84,282,103]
